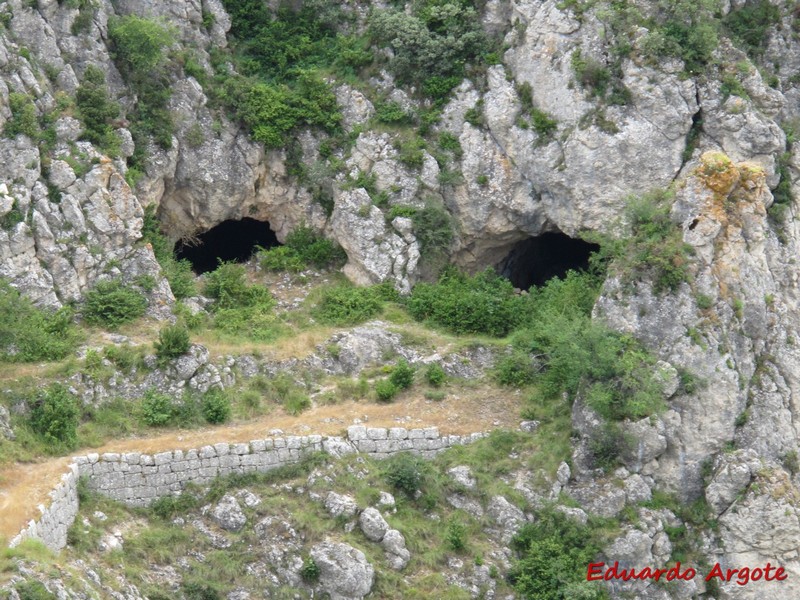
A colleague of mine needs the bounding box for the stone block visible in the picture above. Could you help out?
[199,445,216,459]
[367,427,388,440]
[388,427,408,440]
[214,443,230,456]
[347,425,368,441]
[423,427,439,439]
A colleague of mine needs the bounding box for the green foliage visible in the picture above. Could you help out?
[375,100,413,124]
[531,108,558,139]
[182,582,221,600]
[29,383,79,450]
[15,581,56,600]
[259,246,306,272]
[425,363,446,387]
[83,279,148,328]
[639,0,719,74]
[495,349,537,387]
[284,390,311,416]
[205,262,272,309]
[720,73,748,100]
[411,199,455,273]
[141,389,174,427]
[509,507,608,600]
[151,492,200,520]
[408,268,526,336]
[108,15,174,77]
[723,1,781,58]
[0,280,79,362]
[383,452,427,497]
[76,65,120,155]
[587,421,628,471]
[445,515,468,552]
[5,92,40,139]
[369,3,486,88]
[284,224,347,268]
[300,557,320,582]
[104,343,145,373]
[375,378,399,402]
[570,50,611,98]
[141,206,196,300]
[0,198,24,230]
[202,388,231,424]
[390,358,415,389]
[154,323,190,362]
[313,284,385,326]
[621,189,694,293]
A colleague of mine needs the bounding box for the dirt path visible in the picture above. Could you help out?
[0,389,518,543]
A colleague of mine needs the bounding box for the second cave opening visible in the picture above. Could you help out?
[175,218,280,274]
[498,232,600,290]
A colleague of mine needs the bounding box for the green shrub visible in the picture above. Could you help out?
[587,421,628,471]
[300,557,320,582]
[284,224,346,268]
[571,50,611,98]
[83,279,148,328]
[151,492,199,520]
[0,198,24,230]
[0,280,79,362]
[375,100,413,124]
[202,388,231,424]
[383,452,426,497]
[141,389,174,427]
[495,350,537,387]
[15,581,56,600]
[29,384,80,450]
[182,582,221,600]
[531,108,558,139]
[154,323,190,362]
[375,378,399,402]
[390,359,414,389]
[445,515,468,552]
[412,199,455,271]
[313,284,384,326]
[425,363,446,387]
[5,93,40,139]
[76,65,120,155]
[408,269,525,336]
[259,246,306,272]
[104,344,144,373]
[723,1,780,58]
[284,390,311,416]
[509,507,606,600]
[108,15,174,77]
[205,262,273,309]
[640,0,719,74]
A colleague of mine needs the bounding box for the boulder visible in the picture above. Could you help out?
[310,540,374,600]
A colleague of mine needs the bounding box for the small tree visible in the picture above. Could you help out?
[154,323,190,362]
[30,384,79,449]
[83,279,147,328]
[202,388,231,424]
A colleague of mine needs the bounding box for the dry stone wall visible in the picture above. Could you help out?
[10,426,486,551]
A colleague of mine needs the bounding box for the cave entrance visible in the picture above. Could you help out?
[498,232,600,290]
[175,218,280,274]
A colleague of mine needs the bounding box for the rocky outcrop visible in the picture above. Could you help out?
[310,540,374,600]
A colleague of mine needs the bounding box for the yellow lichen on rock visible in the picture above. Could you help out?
[697,151,740,195]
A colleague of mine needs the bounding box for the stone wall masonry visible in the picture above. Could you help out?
[9,426,487,551]
[9,464,80,552]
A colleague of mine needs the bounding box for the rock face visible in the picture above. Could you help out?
[310,540,374,600]
[209,495,246,532]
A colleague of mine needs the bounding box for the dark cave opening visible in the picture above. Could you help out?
[175,218,280,274]
[498,232,600,290]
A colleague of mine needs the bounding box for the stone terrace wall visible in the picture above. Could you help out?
[11,426,486,551]
[10,464,80,552]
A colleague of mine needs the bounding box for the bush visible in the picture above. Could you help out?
[182,582,221,600]
[5,93,39,139]
[0,280,79,362]
[425,363,446,387]
[724,1,781,57]
[495,350,537,387]
[375,100,413,124]
[205,262,274,309]
[29,384,80,449]
[76,65,120,154]
[408,269,526,336]
[445,515,468,552]
[154,323,190,362]
[390,359,415,389]
[313,284,384,326]
[108,15,174,77]
[15,581,56,600]
[587,422,628,471]
[259,246,306,272]
[284,390,311,415]
[300,557,320,582]
[141,389,174,427]
[509,507,606,600]
[151,492,199,520]
[83,279,148,328]
[141,206,197,300]
[383,452,425,497]
[284,224,346,269]
[375,379,399,402]
[202,388,231,424]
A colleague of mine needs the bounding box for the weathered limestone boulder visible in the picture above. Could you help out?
[210,495,246,532]
[705,449,761,516]
[381,529,411,571]
[310,540,374,600]
[324,492,359,519]
[358,507,389,542]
